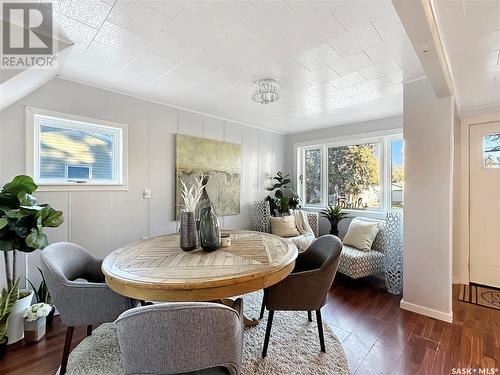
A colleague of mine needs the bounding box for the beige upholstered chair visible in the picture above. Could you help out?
[260,235,343,357]
[115,300,244,375]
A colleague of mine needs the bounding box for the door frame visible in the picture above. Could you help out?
[458,113,500,285]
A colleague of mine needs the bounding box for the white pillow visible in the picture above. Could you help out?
[270,215,300,237]
[343,219,380,251]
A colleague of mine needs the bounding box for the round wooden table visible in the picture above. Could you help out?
[102,230,298,325]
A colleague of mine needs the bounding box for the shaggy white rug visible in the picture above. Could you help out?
[65,292,348,375]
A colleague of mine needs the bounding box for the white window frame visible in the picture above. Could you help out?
[26,107,128,191]
[295,129,403,217]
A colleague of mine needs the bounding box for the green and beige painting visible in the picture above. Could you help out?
[175,134,241,219]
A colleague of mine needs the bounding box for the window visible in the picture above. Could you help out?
[327,143,380,209]
[484,134,500,168]
[297,133,403,212]
[26,108,128,190]
[304,149,322,205]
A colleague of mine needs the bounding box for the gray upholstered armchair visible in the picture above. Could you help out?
[115,299,244,375]
[261,235,343,357]
[41,242,137,374]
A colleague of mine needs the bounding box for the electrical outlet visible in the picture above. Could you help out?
[143,189,151,199]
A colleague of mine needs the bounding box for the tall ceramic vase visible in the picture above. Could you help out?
[180,211,198,251]
[6,289,33,344]
[195,175,212,233]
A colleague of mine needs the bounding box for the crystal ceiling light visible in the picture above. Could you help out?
[252,79,279,104]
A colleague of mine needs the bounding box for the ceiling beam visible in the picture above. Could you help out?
[392,0,454,98]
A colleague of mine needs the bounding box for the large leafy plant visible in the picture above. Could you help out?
[0,175,64,289]
[320,204,349,236]
[265,172,300,216]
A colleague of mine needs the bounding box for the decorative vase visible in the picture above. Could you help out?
[46,306,55,326]
[180,211,198,251]
[195,175,212,231]
[384,211,404,295]
[23,316,46,343]
[6,289,33,345]
[200,207,221,252]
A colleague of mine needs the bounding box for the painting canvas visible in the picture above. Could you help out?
[175,134,241,219]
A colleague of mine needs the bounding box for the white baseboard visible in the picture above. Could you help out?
[400,299,453,323]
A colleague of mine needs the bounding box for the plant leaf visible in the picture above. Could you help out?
[42,209,64,227]
[2,175,37,195]
[0,218,7,230]
[25,228,48,250]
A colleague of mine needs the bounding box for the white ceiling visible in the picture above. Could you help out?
[433,0,500,113]
[45,0,424,133]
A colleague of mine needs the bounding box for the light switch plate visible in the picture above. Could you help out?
[143,189,151,199]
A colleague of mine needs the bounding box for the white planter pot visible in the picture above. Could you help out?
[6,289,33,345]
[24,317,46,343]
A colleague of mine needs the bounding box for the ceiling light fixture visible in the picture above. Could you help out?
[252,79,279,104]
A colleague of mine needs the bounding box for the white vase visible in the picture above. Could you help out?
[6,289,33,345]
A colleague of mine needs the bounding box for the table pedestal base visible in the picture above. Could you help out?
[220,298,259,327]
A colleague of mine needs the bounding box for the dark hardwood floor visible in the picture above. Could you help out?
[1,276,498,374]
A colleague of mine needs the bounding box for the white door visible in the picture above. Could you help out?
[469,122,500,288]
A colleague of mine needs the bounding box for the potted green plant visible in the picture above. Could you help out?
[0,280,19,358]
[27,267,54,325]
[0,175,64,345]
[320,204,349,236]
[265,172,300,216]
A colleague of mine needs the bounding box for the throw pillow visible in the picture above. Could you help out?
[343,219,380,251]
[270,215,300,237]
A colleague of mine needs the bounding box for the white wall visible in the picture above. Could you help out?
[284,115,403,235]
[400,78,454,322]
[0,78,285,289]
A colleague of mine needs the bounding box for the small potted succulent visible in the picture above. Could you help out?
[23,302,52,343]
[320,204,349,236]
[27,267,54,325]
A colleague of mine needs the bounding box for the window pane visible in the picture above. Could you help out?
[39,122,115,182]
[484,134,500,168]
[304,149,321,204]
[327,143,380,209]
[391,139,404,208]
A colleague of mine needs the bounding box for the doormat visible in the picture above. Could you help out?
[458,284,500,311]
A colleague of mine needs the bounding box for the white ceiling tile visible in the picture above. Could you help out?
[294,44,342,70]
[480,50,500,67]
[128,51,177,77]
[288,12,346,50]
[473,30,500,54]
[193,67,250,93]
[190,42,238,70]
[95,22,149,55]
[387,70,404,85]
[86,40,135,66]
[162,12,218,49]
[328,0,396,32]
[328,97,357,110]
[107,0,171,39]
[259,34,307,61]
[303,83,337,98]
[328,24,383,57]
[342,86,362,96]
[50,0,111,29]
[53,11,97,47]
[247,0,303,36]
[137,0,185,19]
[147,32,196,63]
[380,84,403,95]
[300,66,340,85]
[187,0,257,30]
[329,52,374,76]
[212,25,266,56]
[372,15,407,43]
[171,60,215,84]
[359,59,400,80]
[364,40,400,64]
[355,77,392,93]
[353,91,383,103]
[329,72,366,89]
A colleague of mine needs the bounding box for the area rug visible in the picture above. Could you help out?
[458,283,500,310]
[64,291,348,375]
